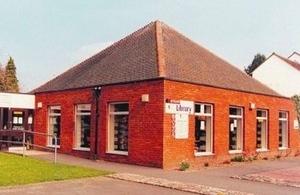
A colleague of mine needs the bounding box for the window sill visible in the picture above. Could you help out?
[229,150,243,154]
[279,147,289,150]
[106,151,128,156]
[194,152,214,157]
[256,148,269,152]
[73,147,90,152]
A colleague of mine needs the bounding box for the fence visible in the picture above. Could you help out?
[0,129,57,163]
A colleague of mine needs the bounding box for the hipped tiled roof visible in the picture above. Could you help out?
[33,21,282,97]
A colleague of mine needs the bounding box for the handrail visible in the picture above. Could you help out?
[0,129,57,163]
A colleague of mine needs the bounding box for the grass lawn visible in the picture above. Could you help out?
[0,152,113,187]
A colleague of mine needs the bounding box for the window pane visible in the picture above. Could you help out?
[229,107,243,151]
[279,112,287,119]
[194,103,213,154]
[195,104,201,113]
[109,103,129,153]
[113,115,128,151]
[279,111,288,148]
[48,106,61,145]
[75,104,91,148]
[114,103,129,112]
[204,105,212,114]
[256,110,268,150]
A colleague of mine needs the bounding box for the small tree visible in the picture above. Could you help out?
[292,94,300,126]
[3,57,20,92]
[244,53,266,76]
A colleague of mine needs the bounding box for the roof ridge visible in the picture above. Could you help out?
[273,53,300,71]
[288,51,300,59]
[155,20,166,77]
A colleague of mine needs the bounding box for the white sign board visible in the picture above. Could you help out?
[0,92,35,109]
[172,114,189,139]
[165,100,194,115]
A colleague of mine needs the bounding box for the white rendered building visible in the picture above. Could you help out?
[252,52,300,97]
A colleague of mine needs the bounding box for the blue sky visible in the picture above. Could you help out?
[0,0,299,92]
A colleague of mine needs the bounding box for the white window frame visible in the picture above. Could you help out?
[229,107,243,154]
[48,106,61,147]
[74,104,91,151]
[279,111,288,149]
[194,103,213,156]
[107,102,129,155]
[256,109,268,152]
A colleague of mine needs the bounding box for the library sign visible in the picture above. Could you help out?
[165,99,194,115]
[165,99,194,139]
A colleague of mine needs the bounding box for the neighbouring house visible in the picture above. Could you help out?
[32,21,300,169]
[252,52,300,97]
[0,92,35,149]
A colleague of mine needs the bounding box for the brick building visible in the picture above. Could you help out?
[33,21,300,169]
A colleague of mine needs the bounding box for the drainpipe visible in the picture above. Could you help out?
[93,87,101,160]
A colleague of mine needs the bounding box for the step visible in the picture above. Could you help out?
[8,147,26,152]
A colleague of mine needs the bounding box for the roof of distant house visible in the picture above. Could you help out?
[33,21,282,97]
[288,51,300,59]
[272,53,300,72]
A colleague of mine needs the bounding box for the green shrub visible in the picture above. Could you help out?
[231,155,245,162]
[179,159,190,171]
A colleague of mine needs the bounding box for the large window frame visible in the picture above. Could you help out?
[74,104,91,151]
[48,106,61,146]
[256,109,268,151]
[194,103,213,156]
[108,102,129,155]
[279,111,288,149]
[229,106,243,153]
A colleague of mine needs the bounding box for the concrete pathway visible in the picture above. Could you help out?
[2,150,300,195]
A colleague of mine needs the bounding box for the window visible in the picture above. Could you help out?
[256,110,268,150]
[74,104,91,150]
[0,108,9,129]
[108,103,129,154]
[48,106,61,146]
[195,103,213,154]
[229,107,243,152]
[279,111,288,149]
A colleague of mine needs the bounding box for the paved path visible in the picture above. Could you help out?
[2,150,300,195]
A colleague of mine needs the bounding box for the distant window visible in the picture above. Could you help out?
[279,111,288,149]
[48,106,61,146]
[74,104,91,150]
[194,103,213,155]
[256,110,268,150]
[229,107,243,152]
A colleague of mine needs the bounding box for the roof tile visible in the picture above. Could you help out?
[33,21,282,98]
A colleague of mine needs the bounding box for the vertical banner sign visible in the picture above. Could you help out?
[174,114,189,139]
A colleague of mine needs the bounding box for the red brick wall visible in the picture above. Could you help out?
[34,80,166,167]
[34,88,94,159]
[98,80,165,167]
[34,79,300,169]
[163,80,300,169]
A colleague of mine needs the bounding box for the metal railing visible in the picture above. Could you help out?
[0,129,58,163]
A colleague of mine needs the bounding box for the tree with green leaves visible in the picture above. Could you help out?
[244,53,266,76]
[2,57,20,92]
[0,63,5,91]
